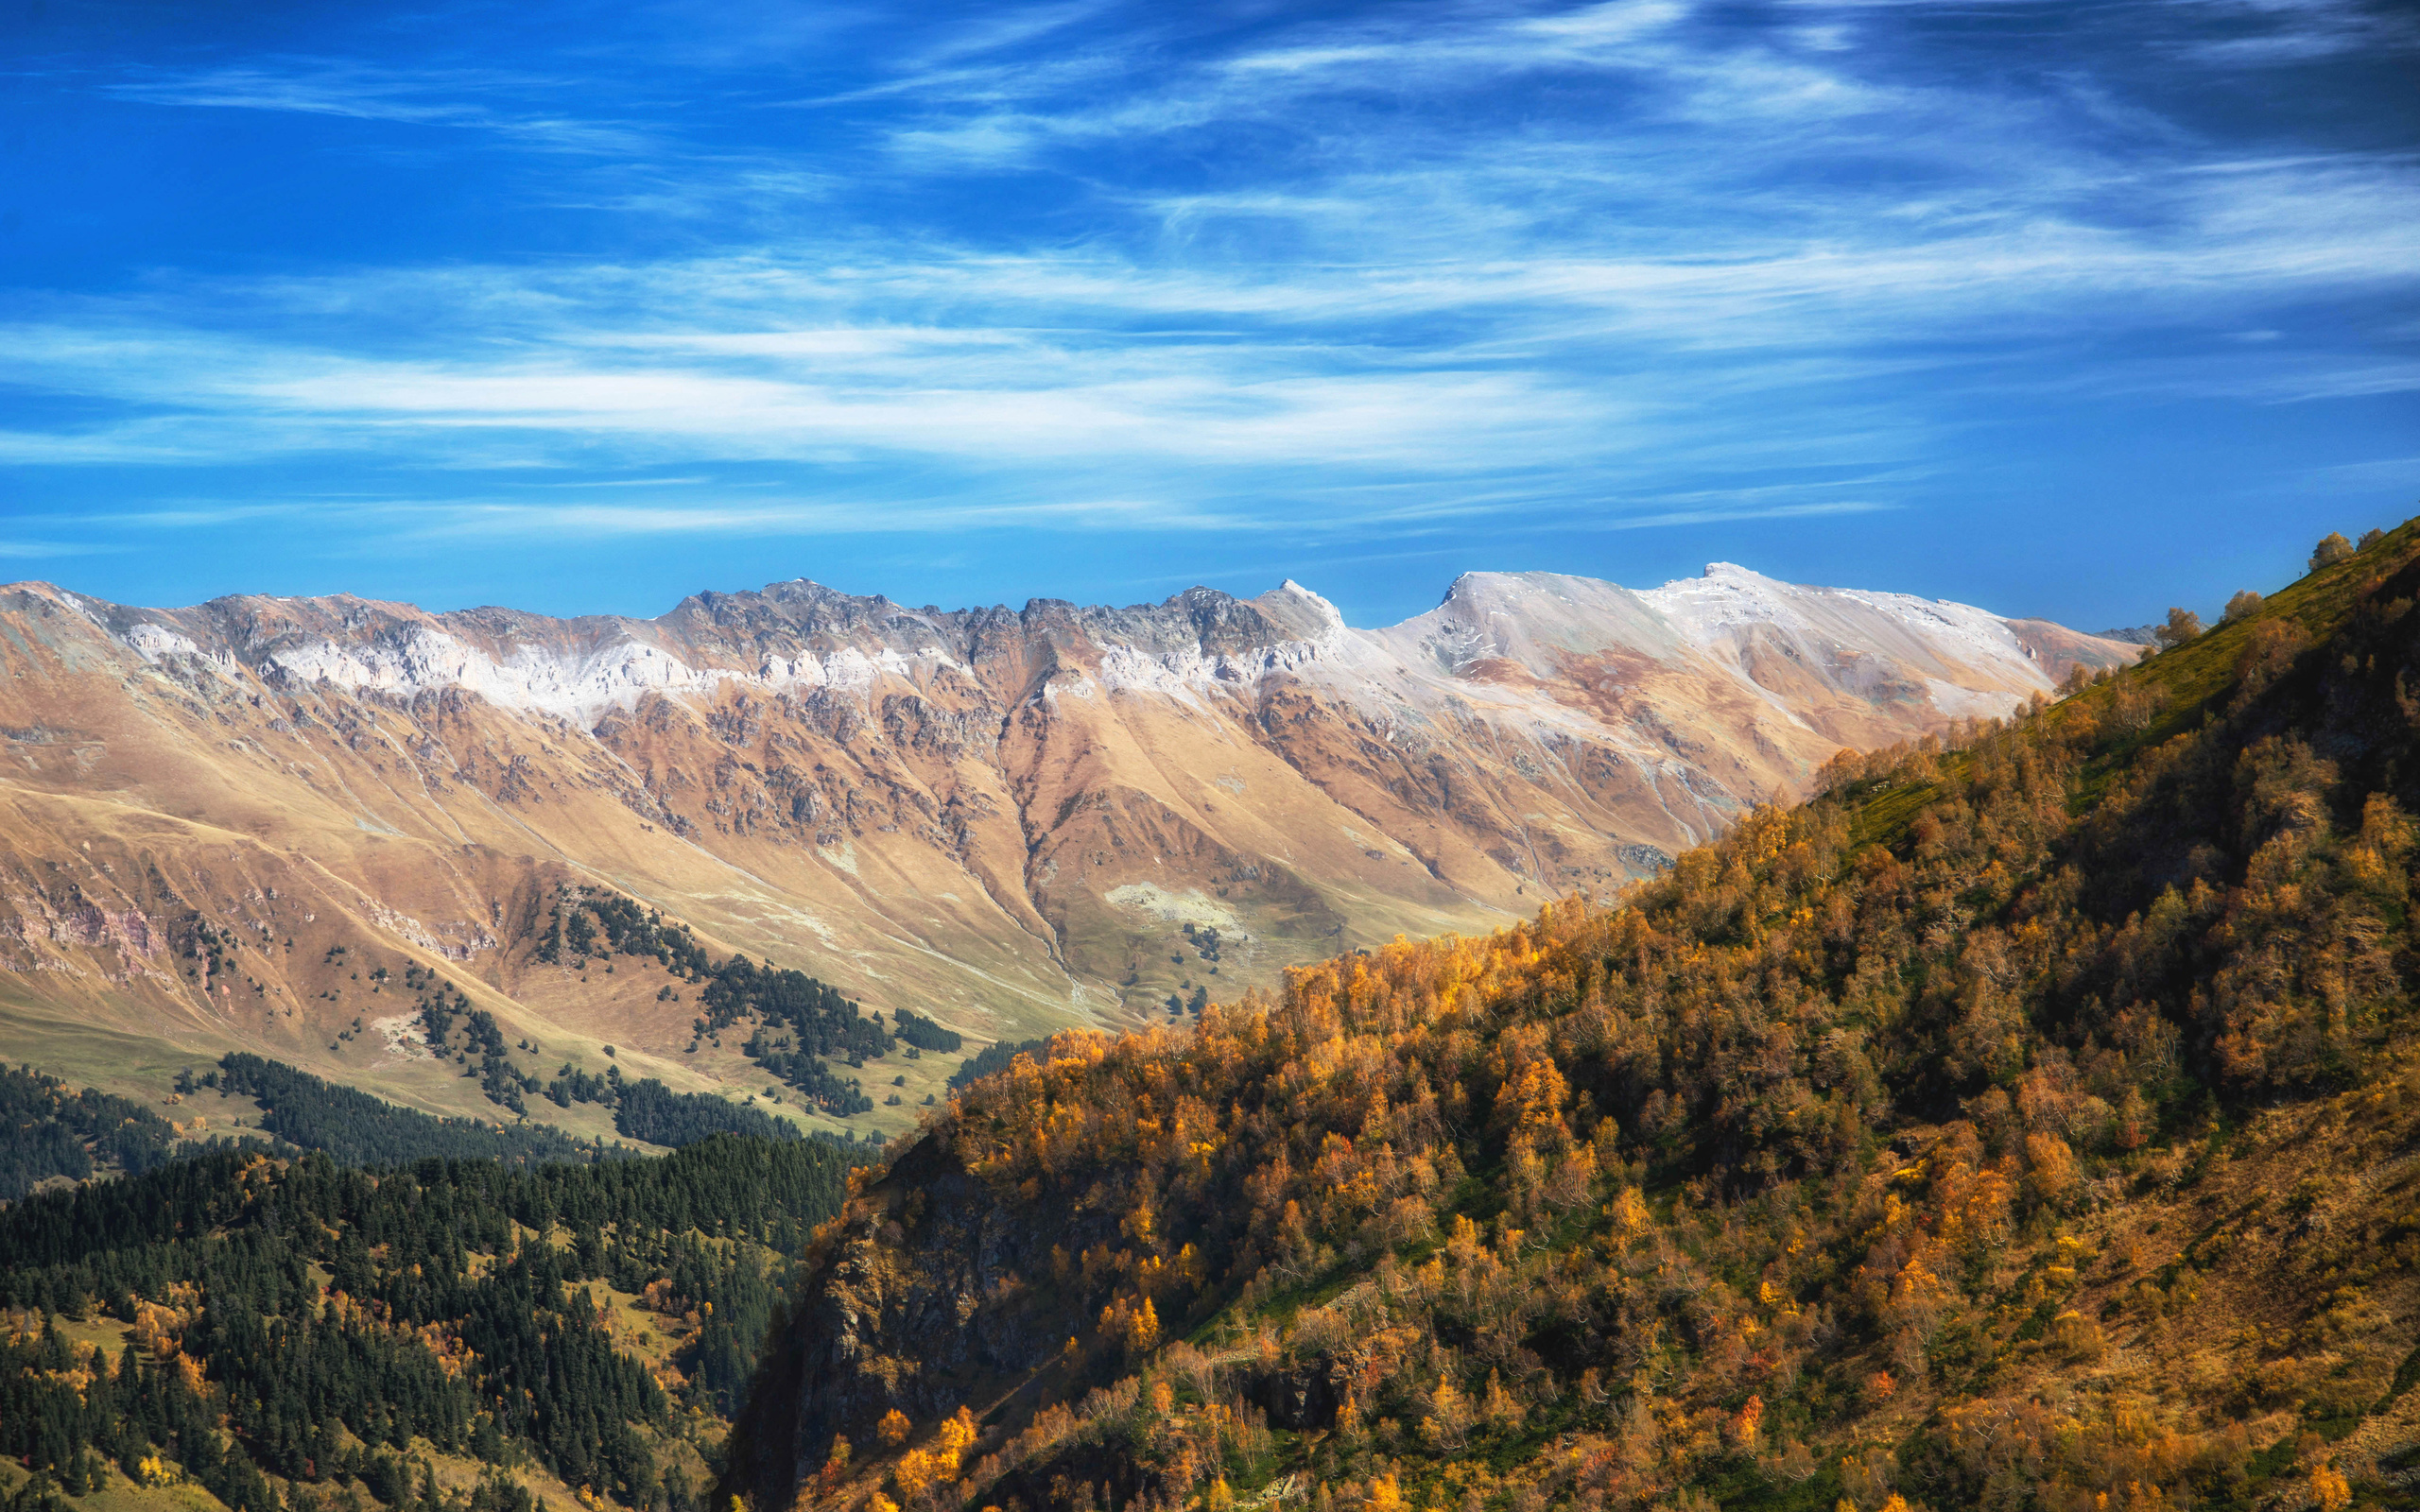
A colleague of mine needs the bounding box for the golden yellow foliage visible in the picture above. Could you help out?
[938,1405,977,1465]
[1609,1186,1651,1242]
[892,1450,947,1496]
[1130,1297,1160,1352]
[2308,1465,2351,1512]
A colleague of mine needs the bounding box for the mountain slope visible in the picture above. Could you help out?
[0,566,2134,1137]
[732,523,2420,1512]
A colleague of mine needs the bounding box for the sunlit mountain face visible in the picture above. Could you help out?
[1,0,2412,627]
[0,561,2132,1133]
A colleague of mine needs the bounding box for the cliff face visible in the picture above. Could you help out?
[0,565,2135,1130]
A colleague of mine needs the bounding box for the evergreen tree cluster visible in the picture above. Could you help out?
[733,1025,873,1118]
[709,962,889,1118]
[1180,922,1220,964]
[531,1062,818,1147]
[409,971,539,1116]
[888,1011,962,1055]
[175,913,254,989]
[0,1134,862,1512]
[945,1039,1047,1092]
[0,1065,179,1201]
[544,1065,617,1108]
[532,890,711,976]
[609,1079,802,1147]
[215,1055,598,1167]
[700,957,889,1059]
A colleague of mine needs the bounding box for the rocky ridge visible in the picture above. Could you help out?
[0,563,2135,1133]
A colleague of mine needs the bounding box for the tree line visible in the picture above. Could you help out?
[525,885,986,1120]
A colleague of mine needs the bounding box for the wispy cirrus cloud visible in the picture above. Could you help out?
[2167,0,2420,62]
[4,121,2407,483]
[101,60,652,152]
[3,0,2414,622]
[392,493,1247,541]
[0,539,114,559]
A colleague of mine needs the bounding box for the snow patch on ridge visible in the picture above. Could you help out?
[1641,562,2047,691]
[257,627,724,718]
[243,625,974,722]
[81,563,2100,778]
[1094,631,1363,702]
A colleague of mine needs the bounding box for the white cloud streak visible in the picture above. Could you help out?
[8,0,2413,541]
[101,60,654,152]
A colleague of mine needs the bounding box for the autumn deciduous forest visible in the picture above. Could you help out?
[730,523,2420,1512]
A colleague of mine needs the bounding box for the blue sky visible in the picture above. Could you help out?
[1,0,2414,630]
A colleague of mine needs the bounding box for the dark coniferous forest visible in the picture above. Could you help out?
[0,1066,181,1201]
[214,1056,602,1167]
[0,1093,863,1512]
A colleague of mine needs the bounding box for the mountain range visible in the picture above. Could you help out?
[0,563,2135,1137]
[4,525,2411,1512]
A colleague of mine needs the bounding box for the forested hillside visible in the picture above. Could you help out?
[0,1065,182,1201]
[213,1055,606,1166]
[734,523,2420,1512]
[1,1134,863,1512]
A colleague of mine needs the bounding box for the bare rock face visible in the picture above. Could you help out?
[0,567,2135,1127]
